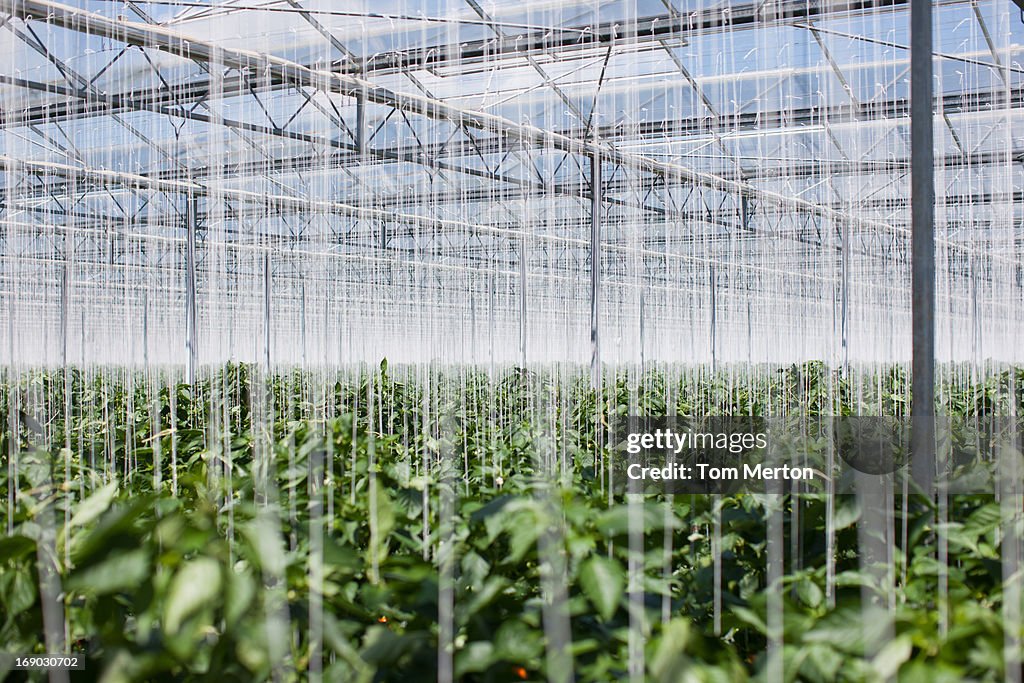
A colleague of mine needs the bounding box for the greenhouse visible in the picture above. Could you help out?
[0,0,1022,680]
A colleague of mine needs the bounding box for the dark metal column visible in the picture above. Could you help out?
[356,87,367,162]
[263,251,272,373]
[185,194,199,385]
[709,265,718,370]
[519,235,528,368]
[60,249,71,368]
[910,0,935,491]
[639,287,646,377]
[841,220,850,373]
[590,152,602,390]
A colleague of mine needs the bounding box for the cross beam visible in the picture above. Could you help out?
[2,0,901,238]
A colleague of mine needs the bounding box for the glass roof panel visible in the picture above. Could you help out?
[1,0,1020,288]
[483,0,667,30]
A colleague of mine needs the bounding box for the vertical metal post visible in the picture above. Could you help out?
[60,251,71,368]
[709,265,717,370]
[143,290,149,369]
[746,301,752,364]
[519,235,527,368]
[185,194,199,385]
[300,280,307,367]
[841,220,850,372]
[910,0,935,492]
[61,238,74,576]
[970,262,980,364]
[638,287,646,377]
[263,251,272,373]
[590,151,602,390]
[356,87,367,162]
[741,196,752,365]
[470,294,477,366]
[488,269,496,376]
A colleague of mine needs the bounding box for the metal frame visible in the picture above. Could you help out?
[910,0,935,489]
[1,0,1021,368]
[1,0,938,232]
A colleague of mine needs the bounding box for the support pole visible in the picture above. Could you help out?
[143,290,149,369]
[300,280,307,367]
[639,287,646,377]
[356,87,367,162]
[519,235,527,368]
[709,264,717,371]
[470,294,477,366]
[910,0,935,492]
[185,194,199,385]
[741,196,752,365]
[590,151,602,390]
[488,269,496,377]
[263,251,272,373]
[60,250,71,368]
[841,220,850,372]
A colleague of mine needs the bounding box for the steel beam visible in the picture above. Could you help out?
[185,193,198,384]
[4,156,859,283]
[339,0,910,74]
[2,0,908,237]
[4,155,1018,295]
[910,0,935,491]
[6,70,1021,161]
[263,250,271,371]
[590,152,601,390]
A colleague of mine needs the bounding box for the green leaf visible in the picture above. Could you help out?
[164,557,222,634]
[225,569,256,627]
[368,484,395,572]
[66,549,149,596]
[244,516,288,576]
[833,570,874,589]
[579,555,624,621]
[322,613,374,683]
[795,578,823,609]
[323,539,361,574]
[804,607,889,655]
[649,619,691,681]
[595,505,677,537]
[7,569,37,616]
[462,576,509,618]
[0,535,35,562]
[70,496,157,565]
[360,626,426,665]
[831,500,861,531]
[872,634,912,679]
[493,620,543,661]
[68,481,118,528]
[506,513,542,563]
[454,642,494,678]
[371,486,395,540]
[899,660,963,683]
[731,606,768,635]
[470,494,515,525]
[963,502,1001,538]
[801,644,843,682]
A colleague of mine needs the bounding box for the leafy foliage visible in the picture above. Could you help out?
[0,363,1021,681]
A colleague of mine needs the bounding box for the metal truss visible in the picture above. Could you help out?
[2,0,936,235]
[1,0,1020,367]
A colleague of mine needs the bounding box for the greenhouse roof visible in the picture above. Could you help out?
[1,0,1022,364]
